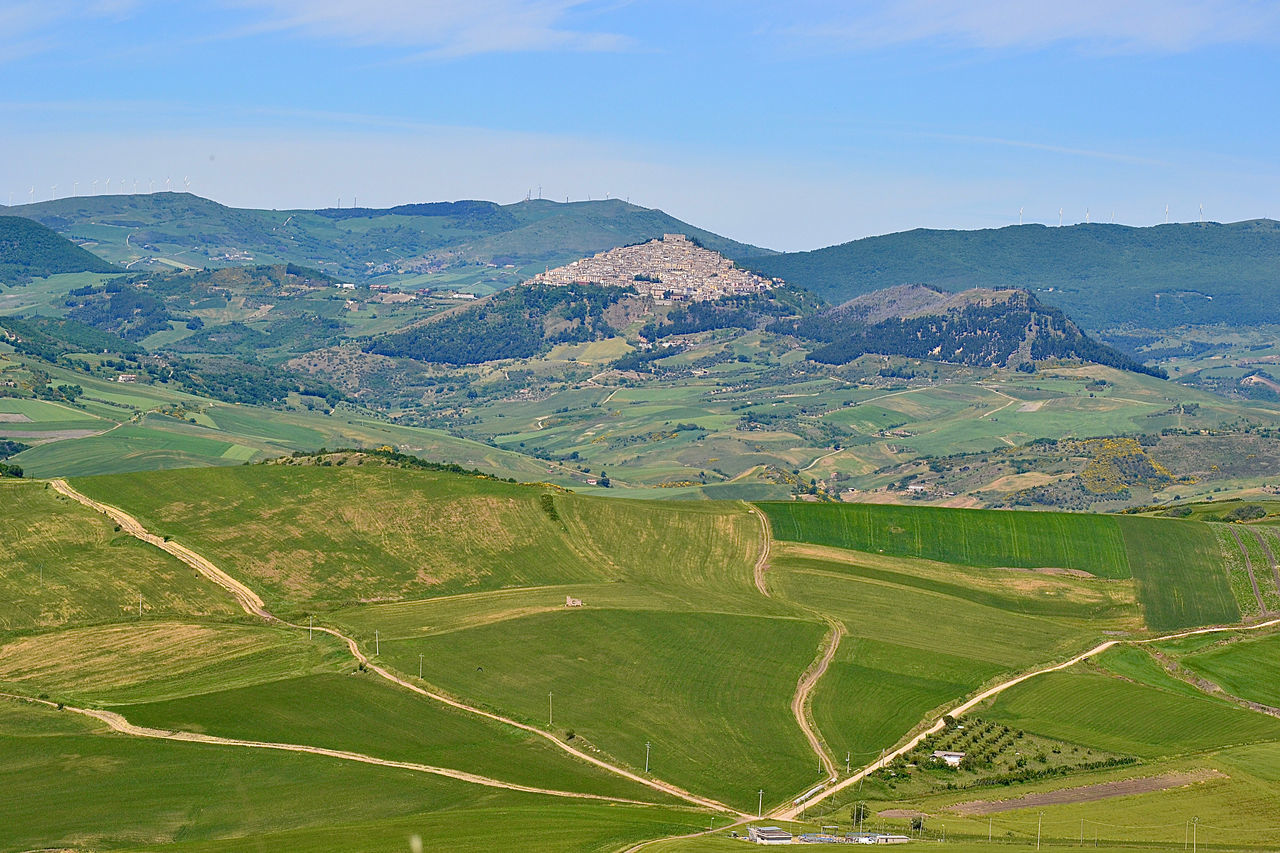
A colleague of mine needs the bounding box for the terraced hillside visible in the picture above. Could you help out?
[5,465,1279,850]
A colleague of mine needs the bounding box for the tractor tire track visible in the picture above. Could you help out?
[1248,527,1280,596]
[1226,526,1267,614]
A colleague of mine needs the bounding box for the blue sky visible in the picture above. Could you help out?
[2,0,1278,249]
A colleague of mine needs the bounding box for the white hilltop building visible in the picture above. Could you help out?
[527,234,777,302]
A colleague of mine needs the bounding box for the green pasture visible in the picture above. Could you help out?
[981,656,1280,758]
[0,481,236,631]
[0,698,703,853]
[121,672,664,801]
[384,608,825,812]
[1179,631,1280,708]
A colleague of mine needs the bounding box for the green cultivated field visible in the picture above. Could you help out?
[120,672,665,801]
[7,463,1280,850]
[763,501,1240,631]
[0,699,701,852]
[1118,516,1239,629]
[982,652,1280,758]
[384,609,824,812]
[1179,632,1280,708]
[760,502,1132,578]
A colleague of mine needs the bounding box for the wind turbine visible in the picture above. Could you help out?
[1164,204,1169,224]
[165,176,171,192]
[133,178,139,194]
[73,180,78,196]
[92,179,98,194]
[1018,207,1024,226]
[1199,203,1204,223]
[184,176,191,192]
[1086,208,1090,224]
[1058,207,1063,227]
[149,179,155,193]
[51,184,57,200]
[29,187,34,204]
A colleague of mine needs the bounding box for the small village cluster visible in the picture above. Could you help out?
[527,233,777,301]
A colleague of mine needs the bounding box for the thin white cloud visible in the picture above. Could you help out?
[225,0,628,58]
[926,133,1172,168]
[0,0,142,62]
[794,0,1280,52]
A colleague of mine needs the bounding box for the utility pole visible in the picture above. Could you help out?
[419,653,424,678]
[1080,818,1084,846]
[757,789,764,818]
[309,616,313,640]
[138,593,142,618]
[548,691,553,727]
[645,741,651,773]
[1192,817,1198,853]
[846,751,850,774]
[989,816,993,843]
[1037,812,1043,851]
[374,630,379,656]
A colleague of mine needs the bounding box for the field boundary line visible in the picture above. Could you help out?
[49,479,742,817]
[0,692,661,805]
[774,614,1280,820]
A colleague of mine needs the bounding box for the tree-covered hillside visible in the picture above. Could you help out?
[781,288,1164,377]
[0,216,118,281]
[10,193,771,291]
[744,220,1280,330]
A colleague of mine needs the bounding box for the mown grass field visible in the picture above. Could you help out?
[0,480,237,631]
[0,621,349,704]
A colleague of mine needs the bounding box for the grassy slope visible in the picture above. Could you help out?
[0,480,237,631]
[982,651,1280,758]
[0,699,701,853]
[0,621,348,704]
[119,672,666,801]
[1116,516,1239,630]
[760,502,1132,578]
[1179,632,1280,708]
[767,542,1137,767]
[384,609,823,812]
[762,501,1239,631]
[71,465,825,811]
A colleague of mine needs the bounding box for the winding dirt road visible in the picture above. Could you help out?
[0,692,657,805]
[791,621,844,784]
[748,506,772,597]
[774,613,1280,821]
[49,479,742,817]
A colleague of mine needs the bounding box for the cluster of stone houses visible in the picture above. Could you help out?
[527,234,776,302]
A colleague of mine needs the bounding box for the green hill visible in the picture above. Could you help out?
[744,220,1280,330]
[0,216,117,282]
[10,193,770,292]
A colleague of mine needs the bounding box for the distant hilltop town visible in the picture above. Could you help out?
[527,234,778,301]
